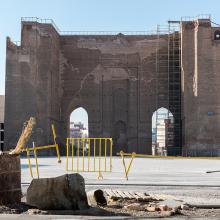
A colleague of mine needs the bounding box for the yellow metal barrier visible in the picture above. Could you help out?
[66,138,113,179]
[118,151,220,180]
[24,124,61,179]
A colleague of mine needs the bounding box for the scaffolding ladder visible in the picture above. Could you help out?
[168,21,182,155]
[155,22,182,156]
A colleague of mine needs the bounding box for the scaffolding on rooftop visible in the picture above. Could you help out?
[21,17,158,36]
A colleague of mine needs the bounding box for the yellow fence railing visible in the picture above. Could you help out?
[24,124,61,179]
[117,151,220,180]
[66,138,113,179]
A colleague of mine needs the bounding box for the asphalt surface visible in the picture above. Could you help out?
[20,156,220,205]
[21,156,220,186]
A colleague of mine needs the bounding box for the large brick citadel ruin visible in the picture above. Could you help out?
[4,16,220,156]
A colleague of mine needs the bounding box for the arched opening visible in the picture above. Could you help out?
[152,107,174,156]
[69,107,88,138]
[214,30,220,40]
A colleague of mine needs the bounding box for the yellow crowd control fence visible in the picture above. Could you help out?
[118,151,220,180]
[24,124,61,179]
[66,138,113,179]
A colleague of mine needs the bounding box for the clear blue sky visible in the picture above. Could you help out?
[0,0,220,95]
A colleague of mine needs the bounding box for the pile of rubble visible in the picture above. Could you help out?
[87,189,189,217]
[0,172,189,218]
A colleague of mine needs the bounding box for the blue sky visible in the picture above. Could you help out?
[0,0,220,95]
[70,107,88,130]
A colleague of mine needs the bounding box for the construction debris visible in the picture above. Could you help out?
[105,189,163,202]
[87,189,107,207]
[1,186,220,218]
[125,203,145,211]
[100,189,188,217]
[10,117,36,155]
[157,198,184,212]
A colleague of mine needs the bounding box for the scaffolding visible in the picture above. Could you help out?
[168,21,182,155]
[21,17,157,36]
[155,21,181,156]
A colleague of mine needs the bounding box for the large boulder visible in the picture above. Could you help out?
[26,173,89,210]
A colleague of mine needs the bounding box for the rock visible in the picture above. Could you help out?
[158,199,183,211]
[125,203,145,211]
[87,189,107,207]
[145,205,160,212]
[107,199,124,209]
[192,207,197,211]
[181,204,190,210]
[158,204,170,211]
[27,173,89,210]
[160,210,175,217]
[27,209,45,215]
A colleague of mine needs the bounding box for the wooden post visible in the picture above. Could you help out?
[0,154,21,204]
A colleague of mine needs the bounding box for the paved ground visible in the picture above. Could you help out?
[21,156,220,206]
[21,156,220,185]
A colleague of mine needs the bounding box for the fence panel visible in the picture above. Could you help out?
[66,138,112,179]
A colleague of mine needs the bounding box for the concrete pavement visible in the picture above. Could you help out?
[20,156,220,206]
[21,156,220,186]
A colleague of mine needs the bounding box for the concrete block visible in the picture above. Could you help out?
[27,173,89,210]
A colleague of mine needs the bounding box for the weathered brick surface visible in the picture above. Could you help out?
[5,21,169,155]
[0,154,21,204]
[5,18,220,156]
[181,19,220,156]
